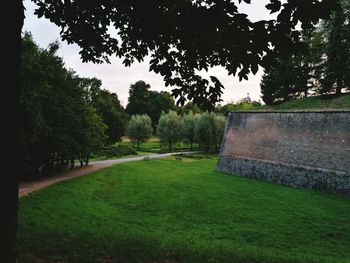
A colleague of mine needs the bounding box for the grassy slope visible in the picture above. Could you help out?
[18,157,350,263]
[264,93,350,110]
[230,93,350,111]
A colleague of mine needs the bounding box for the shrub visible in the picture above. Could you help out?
[99,145,137,158]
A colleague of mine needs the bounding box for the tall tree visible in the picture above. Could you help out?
[181,112,198,151]
[82,78,129,144]
[194,112,225,151]
[195,112,214,151]
[321,0,350,95]
[20,33,107,178]
[213,114,227,151]
[126,114,153,149]
[126,81,152,116]
[157,111,182,152]
[261,55,310,105]
[126,81,176,128]
[149,91,176,128]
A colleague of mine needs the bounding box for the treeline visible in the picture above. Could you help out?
[127,111,226,152]
[20,33,128,179]
[125,80,203,128]
[261,0,350,105]
[20,33,209,179]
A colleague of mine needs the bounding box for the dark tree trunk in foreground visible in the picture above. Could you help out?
[1,1,24,261]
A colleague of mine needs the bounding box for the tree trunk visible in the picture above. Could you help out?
[1,1,24,261]
[137,139,140,149]
[190,141,193,151]
[169,140,172,152]
[70,158,75,170]
[336,80,342,95]
[84,153,90,166]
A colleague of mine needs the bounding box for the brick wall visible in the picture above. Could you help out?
[217,111,350,193]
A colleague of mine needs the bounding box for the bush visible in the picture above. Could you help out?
[98,145,137,158]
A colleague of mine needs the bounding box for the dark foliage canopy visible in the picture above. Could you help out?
[126,80,176,127]
[321,0,350,95]
[260,0,350,105]
[33,0,338,108]
[260,54,309,105]
[81,77,129,144]
[20,33,107,177]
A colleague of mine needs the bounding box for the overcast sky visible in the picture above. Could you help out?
[23,0,274,106]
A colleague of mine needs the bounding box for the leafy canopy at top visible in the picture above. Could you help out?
[33,0,339,109]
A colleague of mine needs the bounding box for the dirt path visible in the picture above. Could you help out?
[19,152,195,197]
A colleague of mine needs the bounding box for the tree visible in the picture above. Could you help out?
[126,114,153,149]
[320,0,350,95]
[126,81,176,128]
[20,33,107,177]
[77,107,107,167]
[181,112,198,151]
[126,81,152,116]
[213,114,226,151]
[6,1,339,261]
[157,111,182,152]
[177,101,202,115]
[195,112,214,151]
[82,78,129,144]
[260,0,350,103]
[148,91,176,128]
[260,55,310,105]
[194,112,226,151]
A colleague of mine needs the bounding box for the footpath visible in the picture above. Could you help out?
[19,152,195,197]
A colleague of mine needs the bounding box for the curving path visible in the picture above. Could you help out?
[19,152,196,197]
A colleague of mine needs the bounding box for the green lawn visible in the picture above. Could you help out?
[263,93,350,110]
[18,157,350,262]
[226,93,350,112]
[119,140,201,153]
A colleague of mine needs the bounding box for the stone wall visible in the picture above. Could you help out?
[216,111,350,194]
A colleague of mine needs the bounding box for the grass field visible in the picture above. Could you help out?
[227,93,350,112]
[119,137,201,153]
[263,93,350,110]
[18,157,350,262]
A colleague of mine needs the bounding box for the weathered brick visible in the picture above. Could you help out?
[216,111,350,194]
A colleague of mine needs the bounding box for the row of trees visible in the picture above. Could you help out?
[127,111,226,152]
[126,80,202,127]
[20,33,127,179]
[261,0,350,105]
[21,32,218,179]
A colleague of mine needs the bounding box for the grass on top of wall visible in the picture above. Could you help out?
[18,157,350,263]
[264,93,350,110]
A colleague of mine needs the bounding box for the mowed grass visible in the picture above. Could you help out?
[18,157,350,263]
[264,93,350,110]
[227,93,350,112]
[119,138,200,153]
